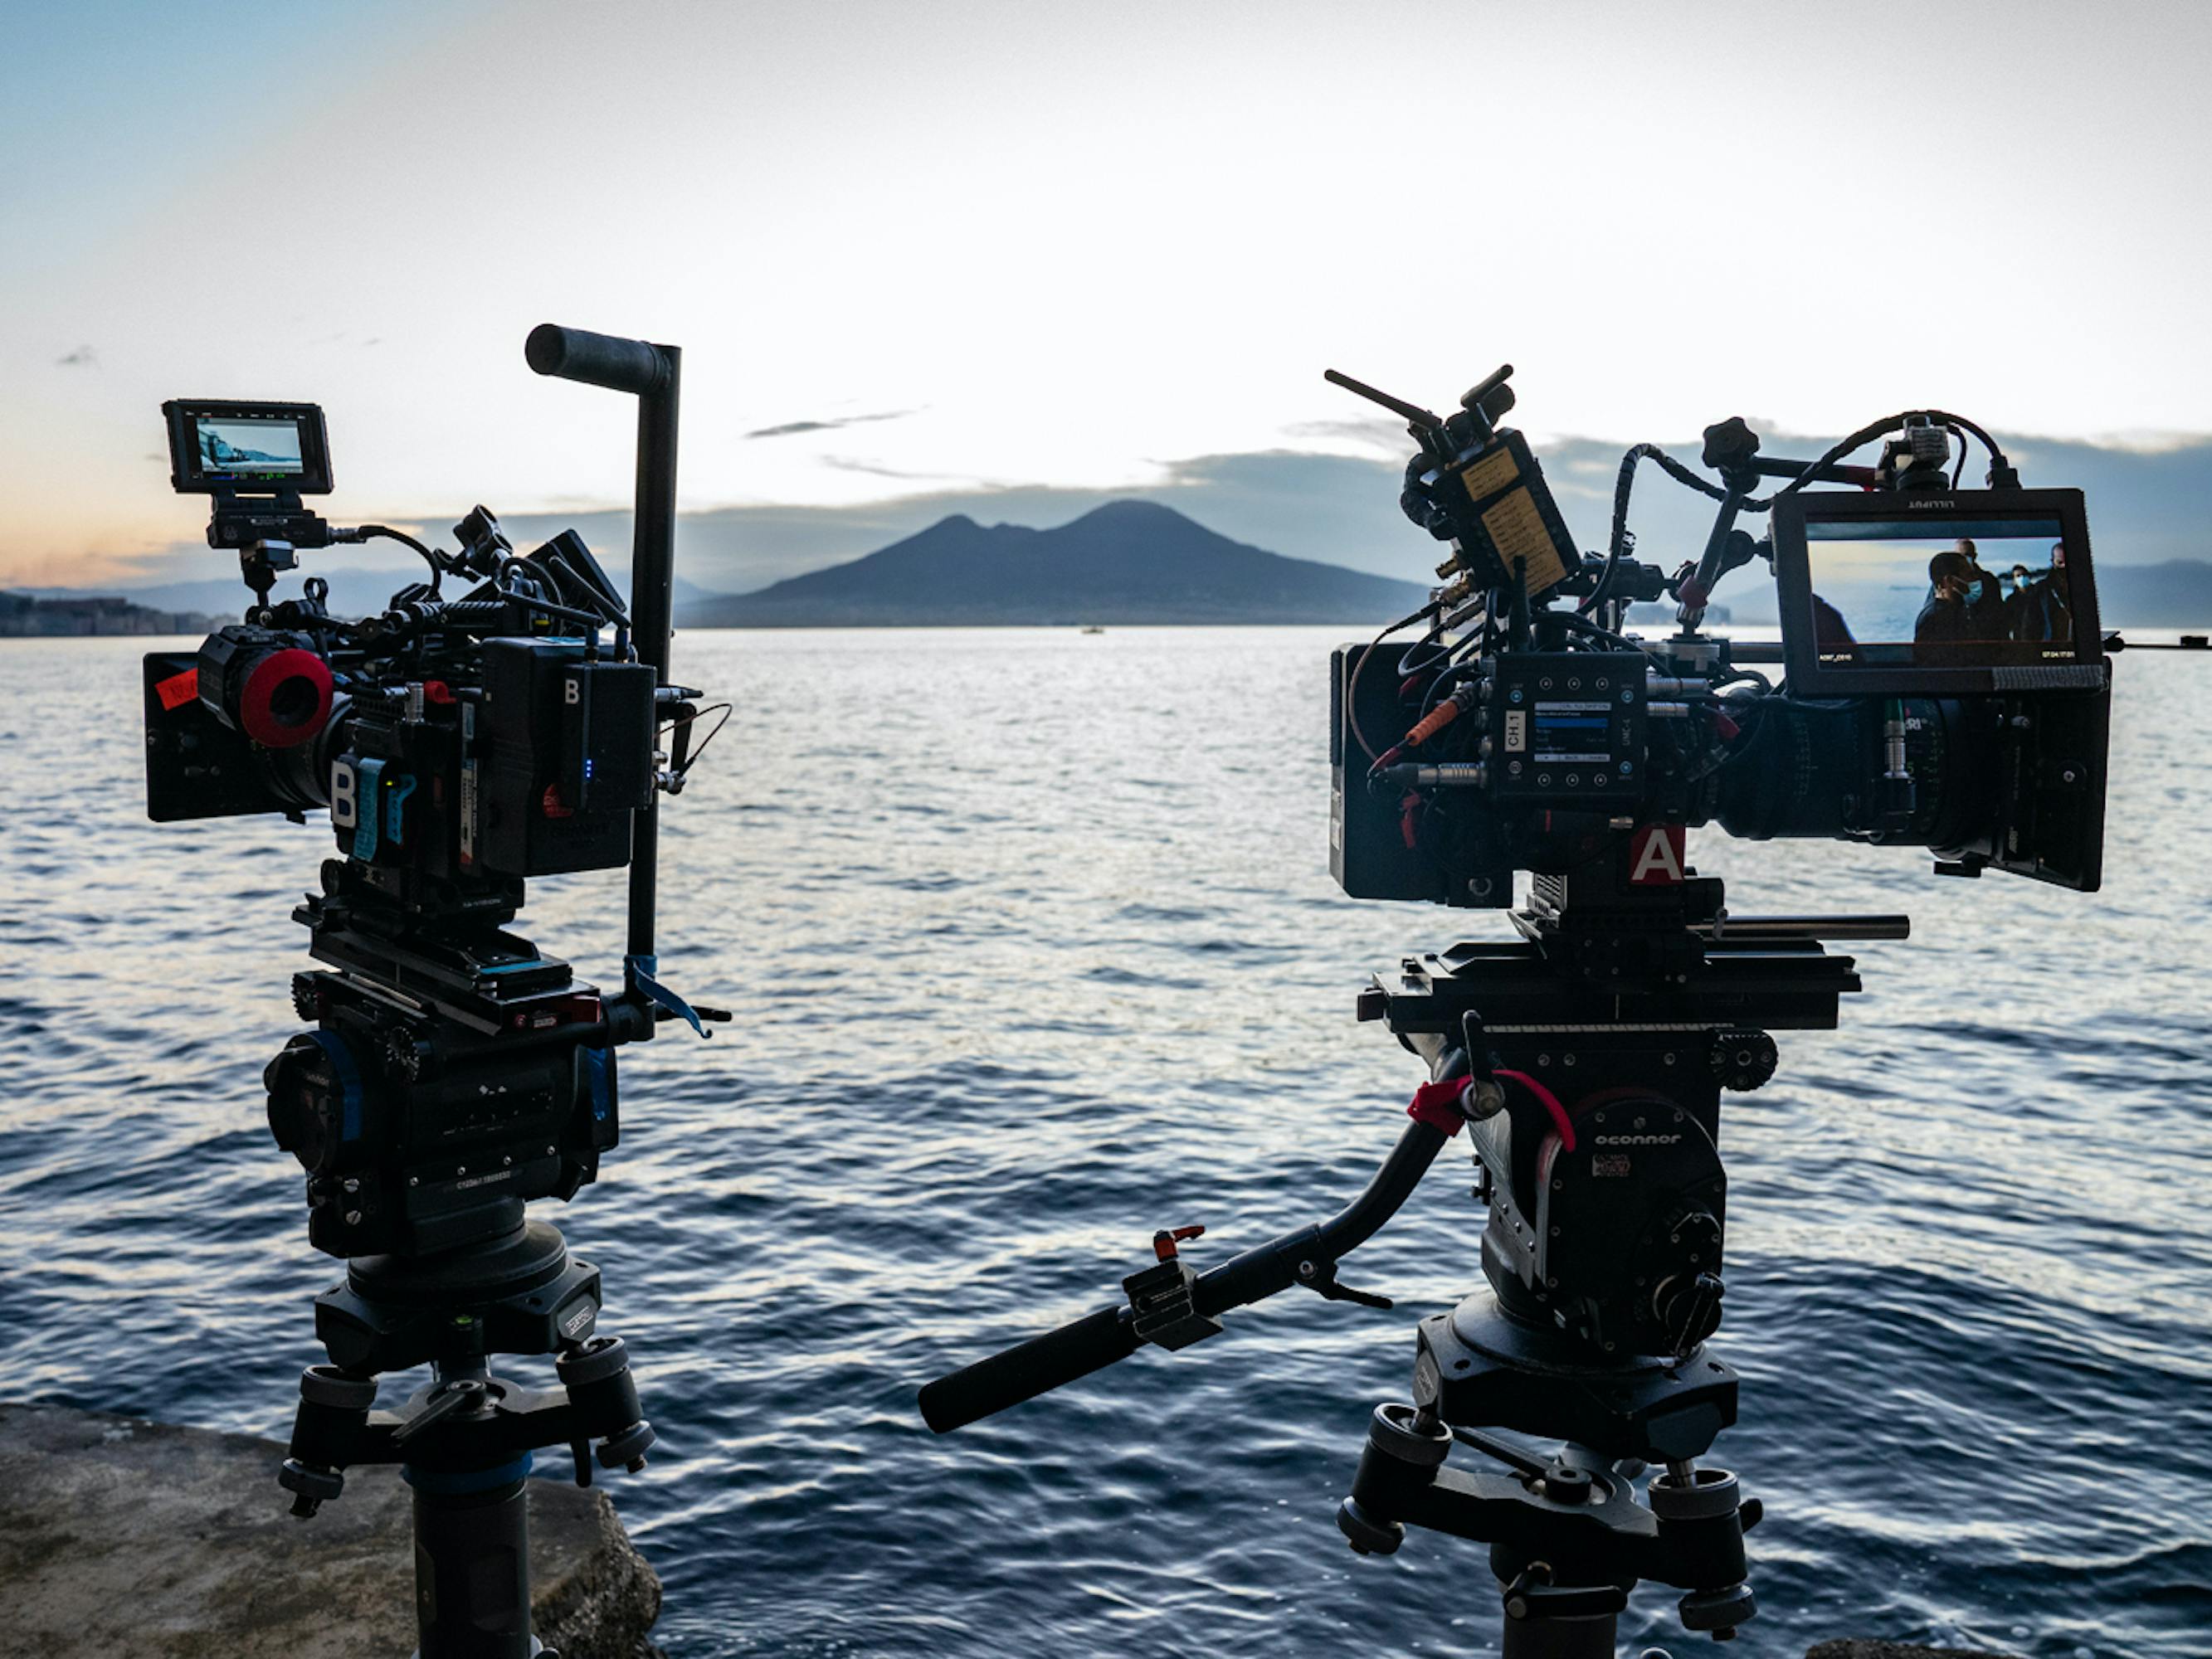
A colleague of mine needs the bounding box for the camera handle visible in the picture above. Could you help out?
[524,324,689,1028]
[918,1097,1469,1432]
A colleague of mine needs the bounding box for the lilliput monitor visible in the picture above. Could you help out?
[1771,488,2102,695]
[163,399,333,494]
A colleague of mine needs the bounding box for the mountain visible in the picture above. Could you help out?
[678,500,1435,627]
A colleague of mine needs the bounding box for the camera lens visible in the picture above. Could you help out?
[237,647,334,748]
[1714,697,1989,853]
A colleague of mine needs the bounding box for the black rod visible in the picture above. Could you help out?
[524,324,682,972]
[626,348,680,965]
[412,1476,534,1658]
[1498,1608,1619,1659]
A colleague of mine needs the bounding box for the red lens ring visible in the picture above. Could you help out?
[239,648,333,748]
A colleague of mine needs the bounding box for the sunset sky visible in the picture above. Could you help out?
[5,1,2209,593]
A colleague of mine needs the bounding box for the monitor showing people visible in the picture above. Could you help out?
[1800,518,2078,666]
[192,414,307,477]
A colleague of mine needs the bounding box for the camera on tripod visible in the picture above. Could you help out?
[144,330,728,1659]
[922,364,2121,1653]
[144,383,715,1264]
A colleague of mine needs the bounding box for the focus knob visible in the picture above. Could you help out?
[1709,1030,1777,1092]
[382,1025,430,1082]
[264,1032,363,1175]
[1656,1270,1726,1352]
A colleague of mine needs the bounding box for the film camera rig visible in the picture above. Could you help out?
[144,326,724,1659]
[922,364,2117,1657]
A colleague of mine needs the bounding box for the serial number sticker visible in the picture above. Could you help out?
[1592,1153,1633,1178]
[1480,485,1571,594]
[1459,444,1522,502]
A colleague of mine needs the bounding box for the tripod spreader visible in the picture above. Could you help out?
[1339,1404,1760,1645]
[919,1112,1459,1431]
[280,1335,653,1518]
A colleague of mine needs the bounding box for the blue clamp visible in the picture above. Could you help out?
[626,954,709,1039]
[385,773,417,844]
[351,757,386,860]
[307,1029,367,1144]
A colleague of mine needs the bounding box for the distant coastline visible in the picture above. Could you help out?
[1,592,219,638]
[15,499,2212,635]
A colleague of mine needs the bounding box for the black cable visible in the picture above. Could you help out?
[489,558,610,632]
[1346,600,1442,763]
[356,525,449,591]
[1415,661,1478,722]
[665,702,733,779]
[1710,665,1773,694]
[1746,409,2013,510]
[1585,444,1732,616]
[1545,610,1643,653]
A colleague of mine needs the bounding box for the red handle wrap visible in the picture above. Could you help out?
[1406,1078,1470,1135]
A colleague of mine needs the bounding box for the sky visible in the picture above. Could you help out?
[4,0,2210,595]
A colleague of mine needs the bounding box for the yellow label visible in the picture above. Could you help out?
[1481,486,1570,595]
[1459,444,1522,504]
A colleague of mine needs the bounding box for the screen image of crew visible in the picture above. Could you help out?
[1912,538,2073,645]
[1802,525,2073,654]
[197,416,304,474]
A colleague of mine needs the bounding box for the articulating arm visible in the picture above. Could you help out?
[918,1112,1456,1432]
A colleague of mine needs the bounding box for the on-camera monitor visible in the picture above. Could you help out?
[163,399,332,494]
[1771,489,2101,695]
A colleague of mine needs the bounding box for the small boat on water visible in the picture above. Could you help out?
[1080,625,1105,635]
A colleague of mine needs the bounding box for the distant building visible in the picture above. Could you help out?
[0,592,218,638]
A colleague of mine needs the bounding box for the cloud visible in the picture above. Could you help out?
[56,344,97,367]
[1280,414,1405,450]
[819,455,978,483]
[743,408,918,440]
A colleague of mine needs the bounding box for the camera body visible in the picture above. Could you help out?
[144,397,694,1259]
[1333,480,2112,912]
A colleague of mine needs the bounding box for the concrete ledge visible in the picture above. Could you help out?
[0,1404,661,1658]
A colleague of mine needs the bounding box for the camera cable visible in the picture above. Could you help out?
[1347,599,1444,764]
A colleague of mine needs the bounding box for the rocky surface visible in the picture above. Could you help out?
[0,1403,662,1658]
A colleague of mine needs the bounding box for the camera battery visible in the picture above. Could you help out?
[558,659,656,814]
[475,639,653,877]
[1448,430,1578,599]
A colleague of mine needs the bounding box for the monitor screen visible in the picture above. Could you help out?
[1773,489,2100,693]
[1804,517,2078,664]
[164,399,331,494]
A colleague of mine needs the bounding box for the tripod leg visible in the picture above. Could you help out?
[407,1462,536,1659]
[1500,1606,1619,1659]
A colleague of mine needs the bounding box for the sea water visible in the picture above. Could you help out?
[2,628,2207,1657]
